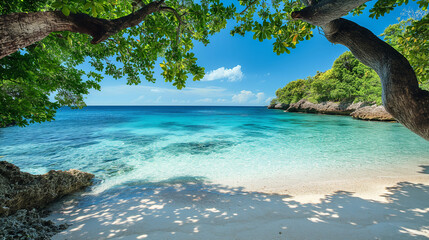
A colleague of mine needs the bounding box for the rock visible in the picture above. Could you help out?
[286,99,370,115]
[271,99,395,122]
[0,209,68,240]
[351,105,395,121]
[0,161,94,217]
[272,103,289,110]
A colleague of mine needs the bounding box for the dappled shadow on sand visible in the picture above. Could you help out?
[48,179,429,240]
[419,165,429,174]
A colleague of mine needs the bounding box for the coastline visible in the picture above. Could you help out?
[0,161,94,239]
[268,100,396,121]
[2,106,428,239]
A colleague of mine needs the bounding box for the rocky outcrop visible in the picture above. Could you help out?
[267,103,289,110]
[286,99,369,115]
[268,99,395,121]
[0,161,94,217]
[0,209,68,240]
[351,105,396,121]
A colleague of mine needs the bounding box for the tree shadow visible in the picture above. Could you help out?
[48,179,429,240]
[418,165,429,174]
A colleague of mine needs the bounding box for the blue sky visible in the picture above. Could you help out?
[84,2,420,106]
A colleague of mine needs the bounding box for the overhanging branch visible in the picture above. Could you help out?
[0,1,165,59]
[291,0,370,26]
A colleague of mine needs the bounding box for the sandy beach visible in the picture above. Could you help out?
[48,165,429,240]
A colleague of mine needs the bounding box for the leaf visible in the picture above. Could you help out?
[51,1,63,9]
[292,34,298,44]
[62,6,70,16]
[83,2,92,11]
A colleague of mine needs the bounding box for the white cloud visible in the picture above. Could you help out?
[256,92,265,103]
[202,65,244,82]
[196,98,214,103]
[232,90,267,104]
[232,90,253,103]
[265,97,273,104]
[102,85,227,97]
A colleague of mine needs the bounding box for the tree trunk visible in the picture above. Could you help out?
[0,1,163,59]
[322,19,429,140]
[293,1,429,141]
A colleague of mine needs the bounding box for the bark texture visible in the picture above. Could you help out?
[293,0,429,140]
[0,1,163,59]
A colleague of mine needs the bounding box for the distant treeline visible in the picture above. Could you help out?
[273,52,382,105]
[272,15,428,106]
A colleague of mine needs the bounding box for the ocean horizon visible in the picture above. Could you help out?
[1,106,428,196]
[3,106,429,239]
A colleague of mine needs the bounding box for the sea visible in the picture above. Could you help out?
[1,106,428,194]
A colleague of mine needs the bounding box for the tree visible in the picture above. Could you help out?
[0,0,235,126]
[0,0,428,140]
[382,13,429,90]
[273,51,381,105]
[232,0,429,140]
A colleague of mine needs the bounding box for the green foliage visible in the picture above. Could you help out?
[231,0,314,55]
[275,52,382,105]
[348,0,428,18]
[0,0,235,127]
[1,0,427,127]
[381,13,429,90]
[369,0,428,19]
[230,0,428,56]
[270,98,278,105]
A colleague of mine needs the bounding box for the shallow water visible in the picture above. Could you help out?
[1,106,428,193]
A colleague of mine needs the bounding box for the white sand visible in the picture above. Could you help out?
[48,164,429,240]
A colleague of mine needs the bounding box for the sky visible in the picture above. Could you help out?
[83,2,421,106]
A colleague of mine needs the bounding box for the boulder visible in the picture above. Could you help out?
[351,105,395,121]
[0,161,94,217]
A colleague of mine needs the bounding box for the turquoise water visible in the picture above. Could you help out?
[1,106,428,193]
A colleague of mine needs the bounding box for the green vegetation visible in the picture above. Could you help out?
[0,0,235,127]
[0,0,427,127]
[382,13,429,90]
[274,52,382,105]
[273,12,428,106]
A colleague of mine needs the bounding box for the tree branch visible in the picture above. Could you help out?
[239,0,258,15]
[290,0,429,140]
[323,18,429,140]
[159,6,184,43]
[0,1,164,59]
[291,0,370,26]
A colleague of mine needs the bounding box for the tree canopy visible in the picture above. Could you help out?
[0,0,428,140]
[273,14,429,106]
[1,0,235,126]
[274,51,382,105]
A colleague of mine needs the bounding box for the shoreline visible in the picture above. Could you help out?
[268,100,396,121]
[47,163,429,239]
